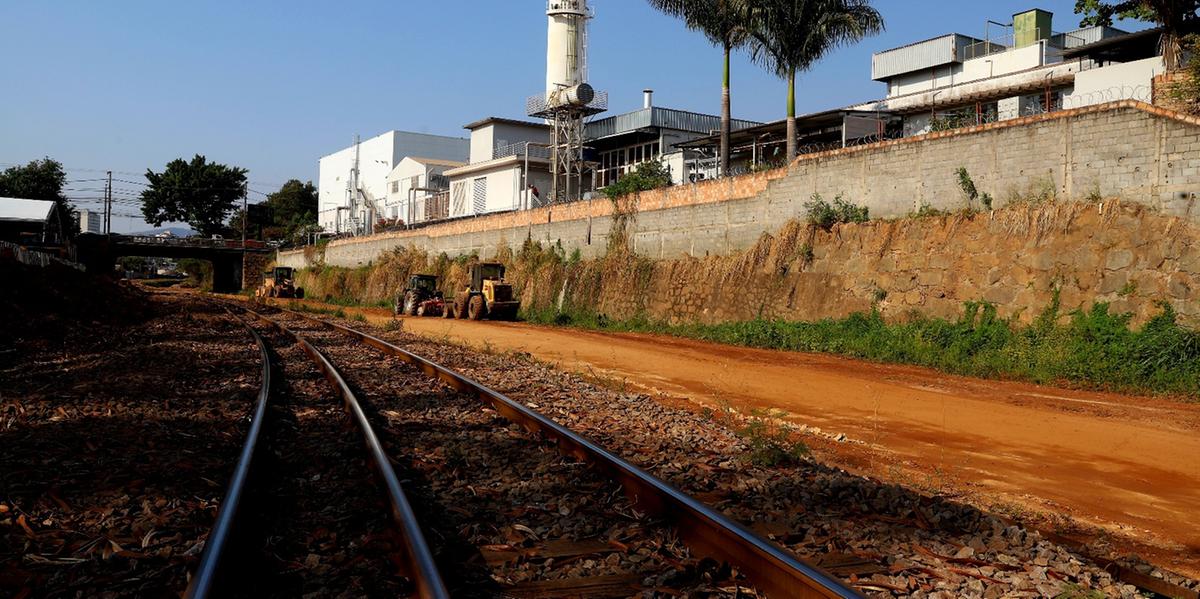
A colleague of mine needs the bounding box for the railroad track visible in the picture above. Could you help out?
[189,301,861,598]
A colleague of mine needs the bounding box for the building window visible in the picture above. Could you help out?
[391,181,399,193]
[599,141,662,188]
[472,177,487,214]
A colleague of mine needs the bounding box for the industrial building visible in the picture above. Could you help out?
[683,8,1165,173]
[317,130,468,235]
[588,90,761,186]
[315,4,1169,234]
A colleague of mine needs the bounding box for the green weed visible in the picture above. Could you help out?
[804,193,869,231]
[735,411,809,467]
[523,298,1200,398]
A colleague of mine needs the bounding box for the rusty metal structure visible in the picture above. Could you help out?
[189,306,449,599]
[273,305,861,598]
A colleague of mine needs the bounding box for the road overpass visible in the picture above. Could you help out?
[75,234,273,293]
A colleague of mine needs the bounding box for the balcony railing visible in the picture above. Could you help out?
[961,30,1085,61]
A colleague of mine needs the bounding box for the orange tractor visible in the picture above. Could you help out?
[444,262,520,321]
[256,266,304,299]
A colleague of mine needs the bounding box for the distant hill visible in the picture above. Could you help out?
[128,226,196,237]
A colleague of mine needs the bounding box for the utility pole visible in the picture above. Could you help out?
[241,186,248,247]
[105,170,112,235]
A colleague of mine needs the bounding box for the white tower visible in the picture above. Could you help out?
[546,0,587,100]
[529,0,606,202]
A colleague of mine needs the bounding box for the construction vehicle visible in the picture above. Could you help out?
[256,266,304,299]
[447,262,520,321]
[395,274,444,317]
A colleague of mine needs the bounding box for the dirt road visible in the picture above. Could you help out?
[262,298,1200,577]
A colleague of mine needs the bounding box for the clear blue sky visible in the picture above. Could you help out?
[0,0,1140,232]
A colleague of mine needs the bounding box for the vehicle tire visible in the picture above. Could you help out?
[455,295,470,320]
[468,295,486,320]
[295,288,305,299]
[403,292,419,316]
[269,287,278,298]
[394,294,404,316]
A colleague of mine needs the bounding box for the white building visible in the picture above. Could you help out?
[859,9,1164,135]
[681,9,1165,171]
[384,157,465,225]
[78,209,101,234]
[444,118,554,219]
[317,130,468,235]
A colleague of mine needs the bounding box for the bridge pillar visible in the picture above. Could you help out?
[211,254,244,294]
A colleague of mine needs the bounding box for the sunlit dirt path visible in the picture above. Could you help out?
[251,296,1200,578]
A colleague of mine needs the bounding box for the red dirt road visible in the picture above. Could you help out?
[262,298,1200,577]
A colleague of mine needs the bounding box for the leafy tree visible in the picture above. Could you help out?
[227,179,317,242]
[141,155,247,237]
[647,0,756,176]
[0,158,75,239]
[1075,0,1200,70]
[750,0,884,160]
[265,179,318,240]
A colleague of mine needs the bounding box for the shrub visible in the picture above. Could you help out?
[804,193,869,231]
[603,161,672,200]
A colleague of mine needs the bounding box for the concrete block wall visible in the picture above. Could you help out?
[278,101,1200,270]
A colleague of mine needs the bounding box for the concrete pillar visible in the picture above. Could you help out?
[211,254,244,294]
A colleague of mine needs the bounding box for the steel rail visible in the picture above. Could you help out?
[275,306,862,599]
[239,307,450,599]
[185,310,272,599]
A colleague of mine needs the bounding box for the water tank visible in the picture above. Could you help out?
[546,0,588,99]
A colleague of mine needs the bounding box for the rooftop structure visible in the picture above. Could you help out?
[444,117,555,219]
[0,197,64,244]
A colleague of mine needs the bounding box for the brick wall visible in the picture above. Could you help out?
[278,101,1200,270]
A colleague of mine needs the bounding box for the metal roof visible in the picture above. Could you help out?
[871,34,984,81]
[586,107,761,141]
[0,197,55,222]
[462,117,550,131]
[1062,26,1161,59]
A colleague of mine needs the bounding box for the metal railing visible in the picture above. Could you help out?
[492,141,552,161]
[0,240,83,270]
[961,30,1085,60]
[525,89,608,117]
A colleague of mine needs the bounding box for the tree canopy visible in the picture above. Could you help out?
[646,0,757,176]
[140,155,247,237]
[0,158,74,239]
[229,179,318,242]
[265,180,318,235]
[749,0,884,158]
[1075,0,1200,68]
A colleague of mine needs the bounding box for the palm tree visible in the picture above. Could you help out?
[750,0,884,160]
[647,0,755,176]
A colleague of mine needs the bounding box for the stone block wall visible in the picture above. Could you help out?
[625,202,1200,327]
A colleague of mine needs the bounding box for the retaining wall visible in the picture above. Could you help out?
[278,101,1200,270]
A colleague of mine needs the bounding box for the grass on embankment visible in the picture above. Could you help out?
[523,296,1200,399]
